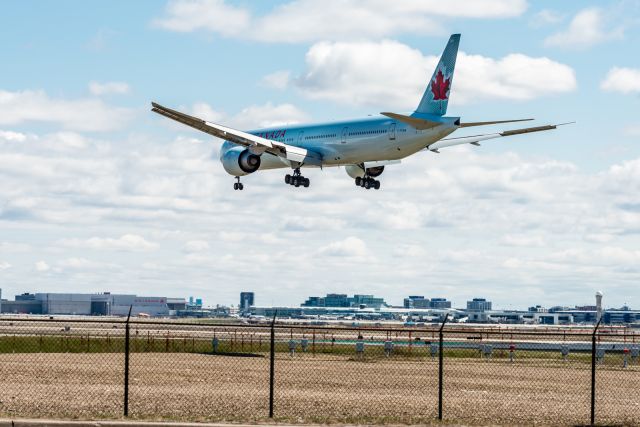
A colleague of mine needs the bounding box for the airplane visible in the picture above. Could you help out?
[152,34,569,191]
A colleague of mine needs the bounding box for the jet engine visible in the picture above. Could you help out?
[345,165,385,179]
[220,147,262,176]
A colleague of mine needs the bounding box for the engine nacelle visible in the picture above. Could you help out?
[345,165,385,179]
[220,147,262,176]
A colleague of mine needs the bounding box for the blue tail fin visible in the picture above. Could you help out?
[415,34,460,116]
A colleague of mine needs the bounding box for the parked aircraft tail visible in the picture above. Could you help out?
[415,34,460,116]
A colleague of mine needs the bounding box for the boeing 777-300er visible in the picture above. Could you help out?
[152,34,568,190]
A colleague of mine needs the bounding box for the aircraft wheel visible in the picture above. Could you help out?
[238,183,244,190]
[294,178,300,187]
[355,177,361,186]
[303,178,310,187]
[374,180,380,190]
[364,180,371,189]
[285,174,291,184]
[233,183,239,190]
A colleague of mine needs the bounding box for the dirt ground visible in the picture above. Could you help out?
[0,352,638,425]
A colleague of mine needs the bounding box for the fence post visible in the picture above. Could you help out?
[269,310,277,418]
[438,313,449,421]
[124,305,132,417]
[590,318,602,426]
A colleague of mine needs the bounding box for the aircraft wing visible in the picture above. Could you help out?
[151,102,323,166]
[427,123,572,153]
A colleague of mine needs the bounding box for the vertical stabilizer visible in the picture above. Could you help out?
[415,34,460,116]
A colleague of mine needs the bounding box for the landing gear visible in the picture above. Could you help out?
[355,176,380,190]
[285,168,310,188]
[233,176,244,191]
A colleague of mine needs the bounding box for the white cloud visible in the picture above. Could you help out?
[0,242,31,252]
[152,0,251,35]
[35,261,50,271]
[57,257,116,270]
[183,101,309,129]
[584,233,614,244]
[183,240,210,252]
[59,234,158,251]
[88,81,130,96]
[545,8,623,49]
[261,71,291,90]
[287,40,576,108]
[231,103,309,128]
[530,9,563,27]
[318,236,368,257]
[0,130,27,142]
[154,0,528,43]
[601,67,640,94]
[0,89,133,132]
[47,132,89,150]
[501,234,545,247]
[190,102,224,122]
[624,125,640,137]
[0,261,11,270]
[393,244,427,258]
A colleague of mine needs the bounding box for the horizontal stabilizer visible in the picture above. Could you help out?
[459,118,533,128]
[380,112,441,130]
[427,122,573,152]
[500,124,563,136]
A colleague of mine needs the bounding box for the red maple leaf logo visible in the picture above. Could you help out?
[431,70,450,101]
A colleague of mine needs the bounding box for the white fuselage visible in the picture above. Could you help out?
[220,115,458,173]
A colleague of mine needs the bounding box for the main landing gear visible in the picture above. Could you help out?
[285,168,310,188]
[355,176,381,190]
[233,176,244,191]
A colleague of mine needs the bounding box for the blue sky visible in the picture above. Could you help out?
[1,0,640,310]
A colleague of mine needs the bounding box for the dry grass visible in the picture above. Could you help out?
[0,352,638,425]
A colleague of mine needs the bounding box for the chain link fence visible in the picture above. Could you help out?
[1,316,639,425]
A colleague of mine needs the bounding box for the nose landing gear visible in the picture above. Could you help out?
[233,176,244,191]
[285,168,310,188]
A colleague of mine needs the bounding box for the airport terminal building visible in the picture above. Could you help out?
[0,291,175,317]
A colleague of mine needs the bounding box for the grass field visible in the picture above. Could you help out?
[0,352,639,425]
[0,333,627,369]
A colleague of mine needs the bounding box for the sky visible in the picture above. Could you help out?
[1,0,640,310]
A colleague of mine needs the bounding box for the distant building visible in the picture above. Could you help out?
[575,305,597,311]
[240,292,255,312]
[351,294,386,308]
[2,291,42,314]
[403,296,451,309]
[429,298,452,309]
[467,298,492,312]
[15,293,36,301]
[0,292,170,316]
[324,294,351,307]
[404,296,428,308]
[302,293,387,309]
[302,294,347,307]
[167,298,187,311]
[548,306,570,313]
